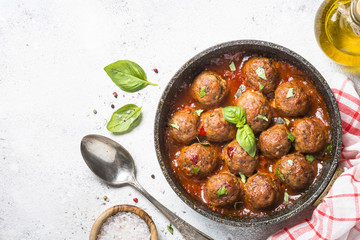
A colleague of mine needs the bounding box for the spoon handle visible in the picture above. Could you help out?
[129,177,213,240]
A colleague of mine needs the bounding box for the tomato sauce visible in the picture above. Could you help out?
[164,52,331,218]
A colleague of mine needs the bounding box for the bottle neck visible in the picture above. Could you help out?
[351,0,360,25]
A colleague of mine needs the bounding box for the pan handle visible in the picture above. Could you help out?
[313,165,344,207]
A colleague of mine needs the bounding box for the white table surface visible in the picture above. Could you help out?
[1,0,359,239]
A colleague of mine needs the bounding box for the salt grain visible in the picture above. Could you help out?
[98,212,151,240]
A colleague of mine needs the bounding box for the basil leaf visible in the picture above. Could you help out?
[217,186,227,196]
[236,124,256,157]
[222,106,246,127]
[256,66,267,80]
[328,144,333,152]
[104,60,157,93]
[239,172,247,184]
[259,84,264,91]
[306,155,315,162]
[234,201,243,209]
[286,88,294,98]
[169,122,179,130]
[107,104,142,133]
[258,114,268,122]
[287,131,295,142]
[284,118,290,125]
[192,167,200,174]
[275,168,285,181]
[287,159,294,166]
[284,192,289,202]
[229,61,236,71]
[167,224,174,235]
[199,87,206,98]
[193,109,204,116]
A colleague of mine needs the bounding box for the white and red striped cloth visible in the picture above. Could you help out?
[270,73,360,240]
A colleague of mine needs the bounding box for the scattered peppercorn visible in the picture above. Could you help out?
[111,104,115,109]
[103,195,108,201]
[153,68,158,73]
[113,92,118,98]
[133,198,138,203]
[93,109,97,114]
[151,174,155,179]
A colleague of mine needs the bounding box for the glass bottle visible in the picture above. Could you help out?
[315,0,360,66]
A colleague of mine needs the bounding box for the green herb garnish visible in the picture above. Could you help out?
[192,167,200,174]
[235,87,242,98]
[216,186,227,197]
[284,118,290,125]
[258,114,268,122]
[167,224,174,235]
[287,159,294,166]
[284,192,289,202]
[306,155,315,162]
[222,106,246,127]
[286,88,294,98]
[259,84,264,91]
[199,87,206,98]
[239,172,247,184]
[328,144,333,152]
[104,60,157,93]
[229,61,236,71]
[106,104,142,133]
[234,201,244,209]
[287,131,295,142]
[275,168,285,181]
[196,136,210,146]
[194,109,204,116]
[169,122,179,130]
[256,66,267,80]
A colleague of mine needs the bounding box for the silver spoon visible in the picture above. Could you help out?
[81,134,213,240]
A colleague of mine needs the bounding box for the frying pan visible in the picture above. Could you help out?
[154,40,342,227]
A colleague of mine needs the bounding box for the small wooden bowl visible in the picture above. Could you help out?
[90,205,158,240]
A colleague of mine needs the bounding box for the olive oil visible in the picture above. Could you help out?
[315,0,360,66]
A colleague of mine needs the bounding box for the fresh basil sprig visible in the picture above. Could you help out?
[222,106,256,157]
[107,104,142,133]
[104,60,157,93]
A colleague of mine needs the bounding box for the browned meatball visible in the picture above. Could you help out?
[275,81,310,117]
[205,172,243,207]
[178,143,219,178]
[169,108,199,144]
[236,90,272,133]
[243,57,278,94]
[292,118,326,153]
[244,173,281,210]
[199,108,236,142]
[222,139,259,177]
[274,153,315,190]
[190,71,227,108]
[258,124,291,159]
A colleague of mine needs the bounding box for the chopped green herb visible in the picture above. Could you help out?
[258,114,268,122]
[275,168,285,181]
[256,66,267,80]
[229,61,236,71]
[259,84,264,91]
[199,87,206,98]
[216,186,227,197]
[239,172,247,184]
[274,117,285,124]
[196,136,210,146]
[235,87,243,98]
[284,192,289,202]
[287,131,295,142]
[169,122,179,130]
[306,155,315,162]
[284,118,290,125]
[194,109,204,116]
[234,201,244,209]
[287,159,294,166]
[286,88,294,98]
[328,144,333,152]
[192,167,200,174]
[167,224,174,235]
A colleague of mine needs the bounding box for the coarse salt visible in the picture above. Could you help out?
[98,211,151,240]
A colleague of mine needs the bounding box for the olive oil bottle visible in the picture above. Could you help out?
[315,0,360,66]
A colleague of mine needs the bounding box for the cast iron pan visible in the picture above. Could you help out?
[154,40,342,227]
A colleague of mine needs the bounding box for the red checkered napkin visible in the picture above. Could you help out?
[270,73,360,240]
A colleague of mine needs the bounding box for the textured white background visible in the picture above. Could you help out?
[0,0,359,239]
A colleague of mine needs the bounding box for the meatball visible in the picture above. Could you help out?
[274,153,315,190]
[178,143,219,178]
[258,124,291,159]
[292,118,326,153]
[243,57,278,94]
[222,139,259,177]
[205,172,243,207]
[275,80,310,117]
[244,173,281,210]
[236,90,272,133]
[190,71,227,108]
[169,108,199,144]
[199,108,236,142]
